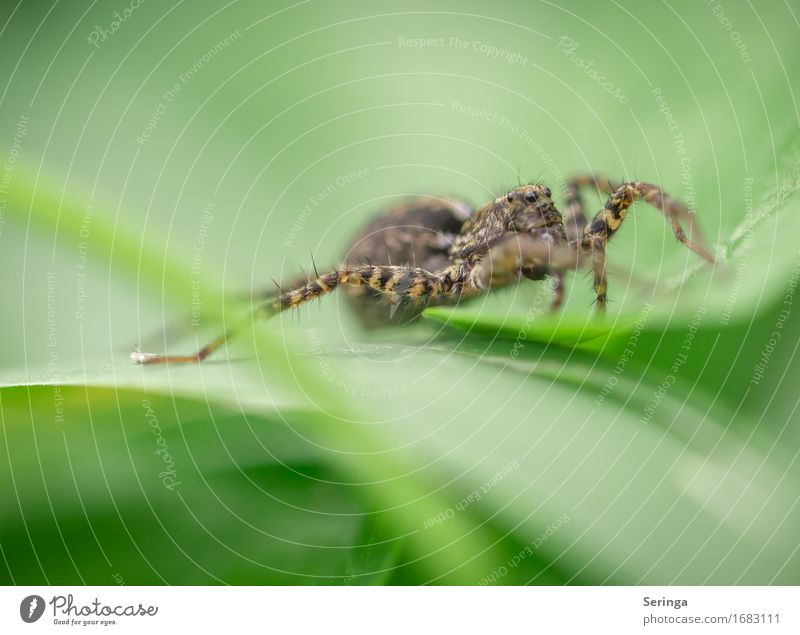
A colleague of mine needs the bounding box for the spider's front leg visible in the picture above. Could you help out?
[549,270,566,311]
[562,176,600,241]
[561,175,626,241]
[576,180,715,309]
[573,177,714,260]
[470,234,583,310]
[131,264,462,364]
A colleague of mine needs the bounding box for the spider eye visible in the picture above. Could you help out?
[507,192,515,202]
[524,190,538,203]
[543,187,552,197]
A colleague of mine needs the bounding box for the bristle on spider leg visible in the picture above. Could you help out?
[310,251,320,279]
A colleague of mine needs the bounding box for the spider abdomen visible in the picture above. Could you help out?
[343,196,471,327]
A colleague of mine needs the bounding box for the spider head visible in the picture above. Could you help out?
[502,183,562,231]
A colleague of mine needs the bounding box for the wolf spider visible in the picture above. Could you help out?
[131,175,714,364]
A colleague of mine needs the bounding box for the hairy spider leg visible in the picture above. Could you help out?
[132,265,461,364]
[246,271,319,302]
[577,180,715,308]
[570,176,713,259]
[562,176,597,241]
[562,175,634,241]
[549,270,566,311]
[469,234,584,303]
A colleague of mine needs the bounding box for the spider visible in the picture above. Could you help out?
[131,174,714,364]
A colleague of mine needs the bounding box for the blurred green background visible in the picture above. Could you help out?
[1,0,799,585]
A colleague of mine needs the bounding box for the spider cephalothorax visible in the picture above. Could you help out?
[132,175,714,364]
